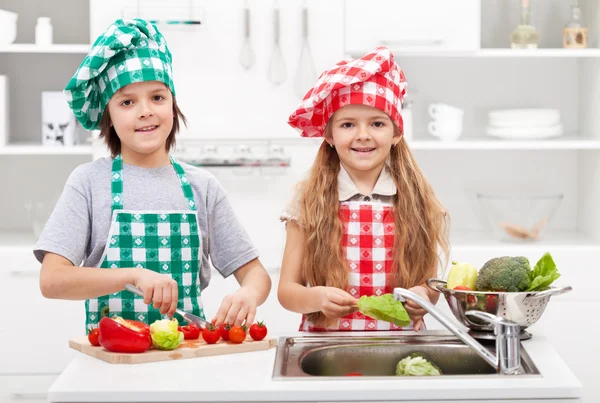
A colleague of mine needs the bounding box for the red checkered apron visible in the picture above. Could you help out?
[300,201,417,331]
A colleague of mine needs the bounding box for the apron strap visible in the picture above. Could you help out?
[110,155,197,212]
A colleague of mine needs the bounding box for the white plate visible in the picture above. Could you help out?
[488,109,560,127]
[485,124,564,140]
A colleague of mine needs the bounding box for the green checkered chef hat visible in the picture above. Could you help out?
[64,18,176,131]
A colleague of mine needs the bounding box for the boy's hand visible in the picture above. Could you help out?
[132,268,179,317]
[404,286,430,331]
[316,286,359,319]
[213,287,258,327]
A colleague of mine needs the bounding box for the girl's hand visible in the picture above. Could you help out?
[213,287,258,327]
[405,286,430,331]
[132,268,179,317]
[316,286,359,319]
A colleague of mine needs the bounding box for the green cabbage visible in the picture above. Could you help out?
[357,293,410,326]
[396,353,442,376]
[149,318,183,350]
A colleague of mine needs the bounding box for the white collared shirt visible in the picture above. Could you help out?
[281,164,397,224]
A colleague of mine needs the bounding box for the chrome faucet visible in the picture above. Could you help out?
[393,287,522,375]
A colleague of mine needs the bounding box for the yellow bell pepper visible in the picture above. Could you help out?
[447,261,478,290]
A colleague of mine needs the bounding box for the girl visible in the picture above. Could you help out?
[278,47,449,332]
[35,18,271,331]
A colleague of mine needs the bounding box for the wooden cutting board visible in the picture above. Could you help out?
[69,335,277,364]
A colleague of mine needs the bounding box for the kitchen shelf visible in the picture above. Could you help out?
[0,231,38,252]
[0,44,91,54]
[407,138,600,150]
[0,144,93,156]
[349,48,600,58]
[450,230,599,253]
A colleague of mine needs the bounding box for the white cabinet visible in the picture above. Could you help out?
[0,250,84,375]
[344,0,481,55]
[0,375,57,403]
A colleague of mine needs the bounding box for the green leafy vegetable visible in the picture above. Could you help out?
[527,252,560,291]
[357,294,410,326]
[396,352,442,376]
[149,318,184,350]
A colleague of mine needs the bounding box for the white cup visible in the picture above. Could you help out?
[428,119,463,141]
[428,103,464,121]
[0,9,18,45]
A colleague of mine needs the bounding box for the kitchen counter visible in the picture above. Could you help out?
[47,330,582,403]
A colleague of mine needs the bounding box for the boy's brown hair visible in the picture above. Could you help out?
[98,99,187,157]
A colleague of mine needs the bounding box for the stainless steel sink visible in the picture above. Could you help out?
[272,335,540,379]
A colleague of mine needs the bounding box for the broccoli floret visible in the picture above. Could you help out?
[396,352,442,376]
[475,256,532,292]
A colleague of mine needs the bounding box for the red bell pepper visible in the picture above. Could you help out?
[178,322,201,340]
[98,316,151,353]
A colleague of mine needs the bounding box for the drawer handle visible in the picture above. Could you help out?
[11,393,47,400]
[9,270,40,277]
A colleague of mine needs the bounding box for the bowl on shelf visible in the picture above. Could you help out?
[475,192,564,242]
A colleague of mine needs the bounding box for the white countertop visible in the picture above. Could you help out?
[47,330,582,402]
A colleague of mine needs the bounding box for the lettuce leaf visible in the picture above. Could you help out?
[396,353,442,376]
[357,294,410,326]
[149,318,184,350]
[526,252,561,292]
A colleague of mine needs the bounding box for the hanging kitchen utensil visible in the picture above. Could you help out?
[267,0,286,86]
[239,0,255,70]
[294,1,317,98]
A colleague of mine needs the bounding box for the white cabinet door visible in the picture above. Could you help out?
[0,253,84,374]
[344,0,480,54]
[0,375,57,403]
[527,301,599,403]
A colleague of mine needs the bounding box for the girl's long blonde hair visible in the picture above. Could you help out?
[299,124,450,327]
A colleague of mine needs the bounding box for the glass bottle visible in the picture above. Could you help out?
[563,1,588,49]
[510,0,538,49]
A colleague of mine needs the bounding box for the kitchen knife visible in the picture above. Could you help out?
[124,283,212,329]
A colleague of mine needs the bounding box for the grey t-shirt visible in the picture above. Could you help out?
[34,157,259,289]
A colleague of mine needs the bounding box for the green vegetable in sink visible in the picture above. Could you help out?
[396,352,442,376]
[526,252,560,292]
[475,256,532,292]
[357,294,410,326]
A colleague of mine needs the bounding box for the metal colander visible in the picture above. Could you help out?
[427,278,572,332]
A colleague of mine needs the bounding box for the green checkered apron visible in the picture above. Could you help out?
[85,155,205,329]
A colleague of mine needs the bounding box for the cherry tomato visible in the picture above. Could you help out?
[249,321,268,341]
[201,325,221,344]
[219,323,231,341]
[228,325,247,344]
[345,372,363,376]
[178,323,201,340]
[453,285,473,291]
[87,327,101,346]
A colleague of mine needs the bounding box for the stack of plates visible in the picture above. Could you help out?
[485,109,563,140]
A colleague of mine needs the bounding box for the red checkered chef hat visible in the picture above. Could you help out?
[288,46,407,138]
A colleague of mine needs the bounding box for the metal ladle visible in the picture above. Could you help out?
[267,0,286,86]
[239,0,255,70]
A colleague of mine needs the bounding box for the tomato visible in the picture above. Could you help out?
[453,285,473,291]
[98,316,151,353]
[202,325,221,344]
[345,372,363,376]
[87,327,101,346]
[249,321,268,341]
[485,295,498,313]
[178,323,201,340]
[219,323,231,341]
[228,325,246,344]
